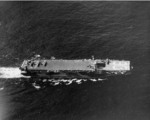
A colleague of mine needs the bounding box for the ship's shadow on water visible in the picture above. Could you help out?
[0,71,150,120]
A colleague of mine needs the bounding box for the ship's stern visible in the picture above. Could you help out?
[19,60,29,75]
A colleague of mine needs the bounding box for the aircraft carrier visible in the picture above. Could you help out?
[20,55,132,79]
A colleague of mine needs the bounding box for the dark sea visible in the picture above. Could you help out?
[0,1,149,120]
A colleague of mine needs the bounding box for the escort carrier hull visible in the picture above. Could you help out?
[20,56,132,79]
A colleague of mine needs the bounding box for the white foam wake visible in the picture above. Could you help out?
[31,78,106,89]
[0,67,30,78]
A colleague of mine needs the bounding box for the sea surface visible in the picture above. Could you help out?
[0,68,149,120]
[0,1,149,120]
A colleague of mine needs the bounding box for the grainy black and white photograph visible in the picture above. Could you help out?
[0,1,149,120]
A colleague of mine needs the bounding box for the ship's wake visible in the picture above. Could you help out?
[0,67,107,90]
[30,78,106,89]
[0,67,130,90]
[0,67,30,79]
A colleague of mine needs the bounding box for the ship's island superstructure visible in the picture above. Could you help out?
[20,55,132,78]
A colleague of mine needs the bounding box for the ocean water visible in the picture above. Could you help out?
[0,1,149,120]
[0,65,149,120]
